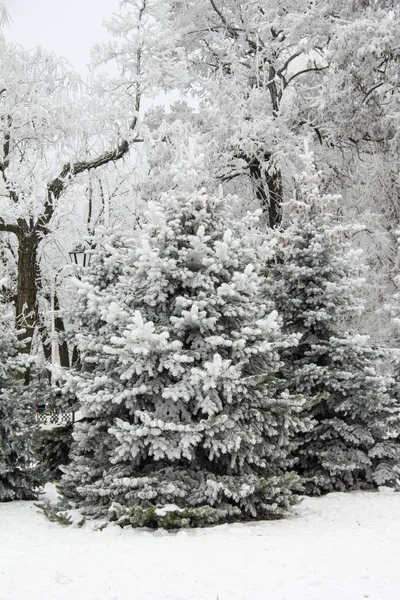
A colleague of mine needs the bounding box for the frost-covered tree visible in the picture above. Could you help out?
[0,306,41,501]
[156,0,398,226]
[269,153,400,494]
[313,2,400,341]
[60,150,308,528]
[0,6,149,355]
[161,0,335,227]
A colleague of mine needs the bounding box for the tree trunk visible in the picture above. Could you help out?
[71,346,81,369]
[54,292,70,368]
[266,168,283,229]
[248,155,283,228]
[16,231,39,354]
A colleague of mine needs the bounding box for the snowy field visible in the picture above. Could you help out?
[1,489,399,600]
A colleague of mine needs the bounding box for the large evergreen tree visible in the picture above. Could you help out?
[270,153,400,494]
[0,306,41,501]
[60,151,308,528]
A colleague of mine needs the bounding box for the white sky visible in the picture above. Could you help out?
[3,0,117,74]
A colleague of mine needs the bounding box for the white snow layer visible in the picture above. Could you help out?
[1,488,399,600]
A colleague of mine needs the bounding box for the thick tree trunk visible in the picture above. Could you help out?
[16,231,39,354]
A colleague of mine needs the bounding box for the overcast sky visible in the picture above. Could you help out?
[4,0,117,74]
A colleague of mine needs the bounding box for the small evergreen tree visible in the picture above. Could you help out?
[270,151,400,494]
[60,150,308,528]
[0,306,41,501]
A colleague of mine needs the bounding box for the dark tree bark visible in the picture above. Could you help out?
[71,346,81,369]
[15,228,40,353]
[53,292,70,368]
[247,155,283,229]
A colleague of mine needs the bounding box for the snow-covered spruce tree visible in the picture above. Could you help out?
[0,306,41,501]
[269,152,400,495]
[60,151,309,528]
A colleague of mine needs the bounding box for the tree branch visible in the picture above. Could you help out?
[41,121,143,232]
[285,63,329,87]
[209,0,239,39]
[0,220,20,236]
[277,52,302,79]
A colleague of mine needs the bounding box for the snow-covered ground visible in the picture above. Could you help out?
[1,488,399,600]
